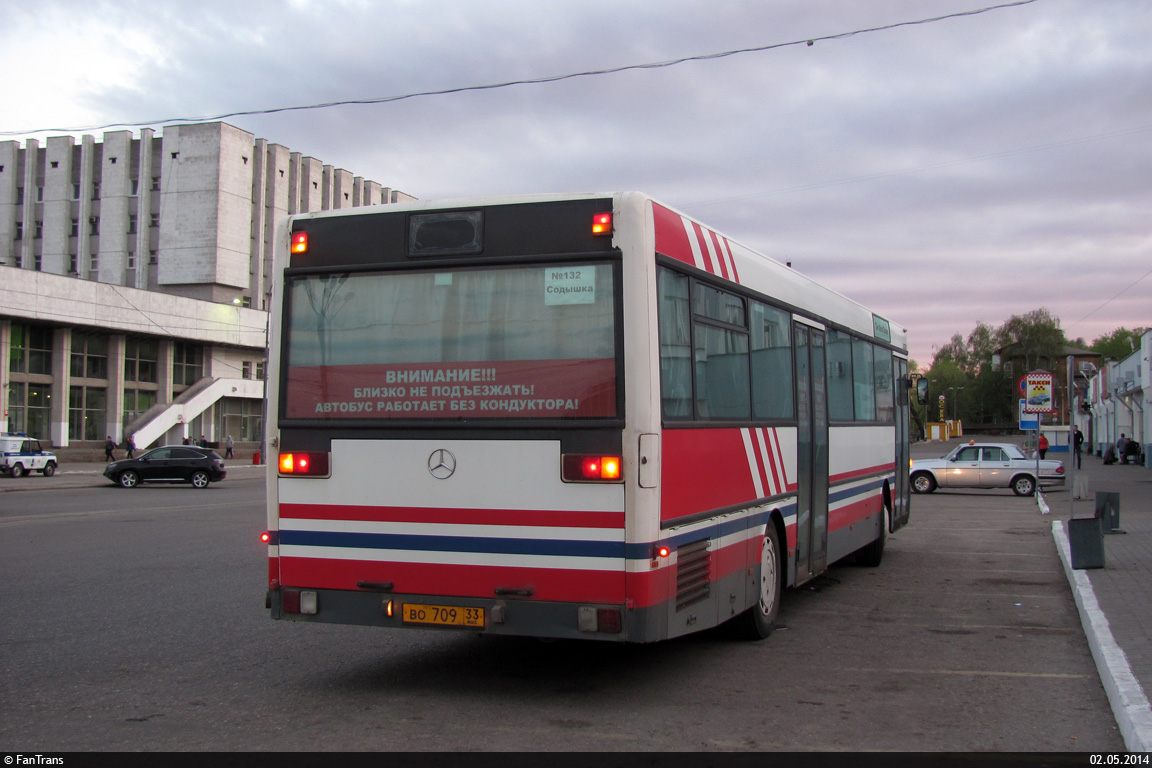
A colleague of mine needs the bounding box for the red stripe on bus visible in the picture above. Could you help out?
[707,228,730,281]
[652,202,697,267]
[279,503,625,529]
[662,428,761,522]
[829,494,883,532]
[277,536,761,610]
[278,557,628,602]
[829,463,895,484]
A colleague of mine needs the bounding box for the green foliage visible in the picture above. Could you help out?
[922,312,1136,426]
[1092,327,1147,361]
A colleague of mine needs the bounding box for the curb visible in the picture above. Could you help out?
[1052,519,1152,752]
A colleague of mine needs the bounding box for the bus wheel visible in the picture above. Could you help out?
[855,504,888,568]
[734,525,782,640]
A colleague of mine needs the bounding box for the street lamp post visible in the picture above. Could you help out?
[947,386,965,422]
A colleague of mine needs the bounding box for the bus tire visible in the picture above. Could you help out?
[734,524,783,641]
[855,504,888,567]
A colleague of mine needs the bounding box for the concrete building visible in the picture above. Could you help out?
[0,121,414,452]
[1083,330,1151,468]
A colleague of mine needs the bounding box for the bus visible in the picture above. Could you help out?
[264,192,921,643]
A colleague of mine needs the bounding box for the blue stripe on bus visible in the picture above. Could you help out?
[281,482,886,561]
[280,530,628,559]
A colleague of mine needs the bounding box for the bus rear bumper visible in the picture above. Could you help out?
[268,587,666,643]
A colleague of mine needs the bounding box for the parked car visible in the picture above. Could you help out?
[0,433,58,477]
[910,442,1064,497]
[104,445,227,488]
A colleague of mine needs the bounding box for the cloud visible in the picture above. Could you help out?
[1,0,1149,367]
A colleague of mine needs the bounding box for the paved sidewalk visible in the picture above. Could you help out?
[1052,450,1152,752]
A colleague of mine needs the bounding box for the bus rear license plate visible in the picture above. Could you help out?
[401,603,485,628]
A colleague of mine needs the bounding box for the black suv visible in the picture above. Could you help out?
[104,445,227,488]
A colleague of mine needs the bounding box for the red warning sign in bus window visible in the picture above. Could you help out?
[283,359,617,420]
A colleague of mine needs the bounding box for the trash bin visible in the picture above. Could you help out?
[252,451,260,465]
[1095,492,1124,534]
[1068,517,1105,569]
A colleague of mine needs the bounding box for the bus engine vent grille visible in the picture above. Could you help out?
[675,538,711,611]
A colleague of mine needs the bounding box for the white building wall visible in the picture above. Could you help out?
[0,120,413,447]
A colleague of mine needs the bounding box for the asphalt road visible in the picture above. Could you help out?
[0,470,1125,751]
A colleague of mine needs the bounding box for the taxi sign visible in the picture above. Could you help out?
[1022,371,1056,414]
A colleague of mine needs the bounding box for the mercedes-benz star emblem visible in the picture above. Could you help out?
[428,449,457,480]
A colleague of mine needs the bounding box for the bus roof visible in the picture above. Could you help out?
[283,191,908,352]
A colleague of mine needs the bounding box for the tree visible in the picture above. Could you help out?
[1092,327,1147,361]
[993,309,1065,372]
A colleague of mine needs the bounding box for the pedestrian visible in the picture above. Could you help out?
[104,435,116,462]
[1038,434,1049,460]
[199,434,208,448]
[1117,434,1128,465]
[125,435,136,459]
[225,434,234,459]
[1074,427,1083,469]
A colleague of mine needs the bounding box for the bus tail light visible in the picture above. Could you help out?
[562,454,623,482]
[578,606,622,633]
[278,451,331,477]
[291,232,308,254]
[282,589,318,615]
[592,212,612,235]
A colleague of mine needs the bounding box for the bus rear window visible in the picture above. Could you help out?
[281,263,619,420]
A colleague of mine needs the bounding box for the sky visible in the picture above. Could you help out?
[1,0,1149,368]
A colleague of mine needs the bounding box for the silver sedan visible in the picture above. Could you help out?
[910,442,1064,497]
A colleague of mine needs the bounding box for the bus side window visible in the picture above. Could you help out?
[852,338,877,421]
[751,301,794,420]
[826,330,854,421]
[657,268,692,419]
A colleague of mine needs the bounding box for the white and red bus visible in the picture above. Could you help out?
[265,192,918,642]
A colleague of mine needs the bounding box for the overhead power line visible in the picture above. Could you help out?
[1,0,1041,137]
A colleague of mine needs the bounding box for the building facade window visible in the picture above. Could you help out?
[124,337,159,383]
[123,389,157,429]
[9,324,53,375]
[69,385,107,441]
[218,398,262,443]
[7,383,52,438]
[71,331,109,379]
[173,342,203,386]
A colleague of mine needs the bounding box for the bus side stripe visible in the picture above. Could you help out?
[756,428,782,495]
[739,428,766,498]
[279,503,624,529]
[768,428,790,489]
[719,236,740,282]
[704,229,730,281]
[681,216,707,271]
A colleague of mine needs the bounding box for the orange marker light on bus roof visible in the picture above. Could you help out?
[591,212,612,235]
[291,232,308,254]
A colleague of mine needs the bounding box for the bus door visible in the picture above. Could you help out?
[891,357,911,529]
[793,322,829,583]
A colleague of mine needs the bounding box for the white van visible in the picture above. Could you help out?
[0,433,59,477]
